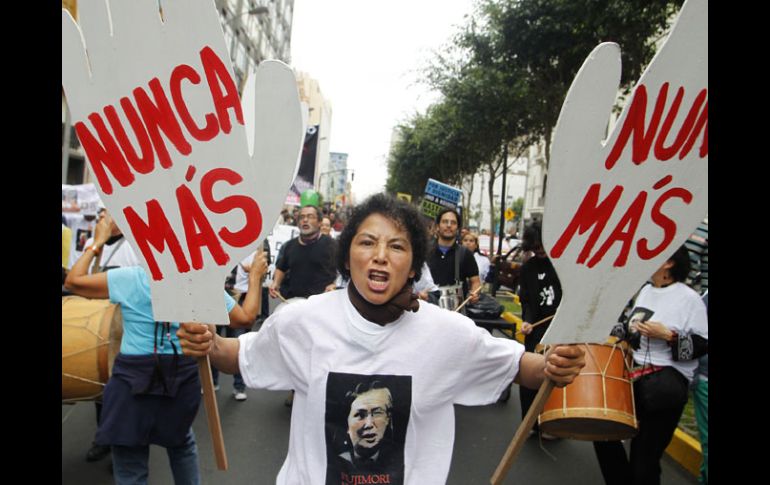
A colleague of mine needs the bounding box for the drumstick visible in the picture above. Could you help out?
[491,379,556,485]
[454,285,483,312]
[198,355,228,470]
[515,314,555,335]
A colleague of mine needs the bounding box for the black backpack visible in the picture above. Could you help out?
[465,293,504,320]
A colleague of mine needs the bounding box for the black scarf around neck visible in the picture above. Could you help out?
[347,281,419,326]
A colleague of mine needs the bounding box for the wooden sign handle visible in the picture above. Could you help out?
[490,379,555,484]
[198,355,228,471]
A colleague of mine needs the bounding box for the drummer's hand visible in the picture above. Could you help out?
[520,322,533,335]
[544,345,586,388]
[324,283,337,292]
[269,283,281,299]
[470,292,480,304]
[636,321,673,341]
[177,323,217,357]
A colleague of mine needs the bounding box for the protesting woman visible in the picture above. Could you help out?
[177,193,585,485]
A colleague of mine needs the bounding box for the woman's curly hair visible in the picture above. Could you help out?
[337,193,429,282]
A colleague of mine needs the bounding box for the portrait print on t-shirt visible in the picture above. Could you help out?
[628,307,654,329]
[325,372,411,485]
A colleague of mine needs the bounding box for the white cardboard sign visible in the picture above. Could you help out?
[62,0,305,324]
[541,0,708,344]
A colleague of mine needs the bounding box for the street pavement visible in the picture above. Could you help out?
[62,327,699,485]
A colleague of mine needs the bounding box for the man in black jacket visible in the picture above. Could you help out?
[427,208,480,306]
[518,222,562,438]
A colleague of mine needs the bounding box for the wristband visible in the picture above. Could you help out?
[88,244,102,255]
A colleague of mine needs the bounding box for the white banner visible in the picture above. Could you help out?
[62,0,306,324]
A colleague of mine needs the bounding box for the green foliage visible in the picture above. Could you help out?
[466,0,683,162]
[387,0,683,199]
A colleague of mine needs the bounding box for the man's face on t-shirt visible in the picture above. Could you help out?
[347,388,392,457]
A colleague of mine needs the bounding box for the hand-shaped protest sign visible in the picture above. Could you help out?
[62,0,305,324]
[540,0,707,344]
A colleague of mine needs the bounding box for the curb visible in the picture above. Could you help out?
[665,428,702,477]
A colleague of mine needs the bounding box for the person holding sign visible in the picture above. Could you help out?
[593,245,708,485]
[64,215,268,485]
[177,193,585,485]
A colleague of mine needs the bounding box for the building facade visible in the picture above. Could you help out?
[295,71,333,201]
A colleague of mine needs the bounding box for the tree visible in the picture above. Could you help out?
[389,0,683,245]
[467,0,684,165]
[386,100,485,198]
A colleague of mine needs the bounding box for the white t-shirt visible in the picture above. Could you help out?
[473,253,491,282]
[630,282,708,381]
[238,289,524,485]
[412,263,439,294]
[234,251,256,294]
[63,213,96,269]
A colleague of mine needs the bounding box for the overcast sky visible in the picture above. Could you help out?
[290,0,478,201]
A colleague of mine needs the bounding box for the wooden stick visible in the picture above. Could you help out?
[514,314,555,336]
[198,355,228,471]
[490,379,556,484]
[454,286,483,312]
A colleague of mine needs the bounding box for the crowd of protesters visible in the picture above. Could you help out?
[62,192,706,485]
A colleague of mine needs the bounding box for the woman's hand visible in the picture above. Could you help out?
[177,323,217,357]
[636,321,674,341]
[543,345,586,388]
[93,211,115,246]
[520,322,533,335]
[248,251,268,281]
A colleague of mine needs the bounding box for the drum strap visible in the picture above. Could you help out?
[141,321,179,395]
[628,364,665,381]
[454,244,462,284]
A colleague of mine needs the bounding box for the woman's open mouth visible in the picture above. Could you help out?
[367,270,390,292]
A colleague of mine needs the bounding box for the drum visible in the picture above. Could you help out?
[62,296,123,401]
[539,343,637,441]
[437,284,463,312]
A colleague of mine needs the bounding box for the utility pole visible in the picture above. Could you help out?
[497,143,508,257]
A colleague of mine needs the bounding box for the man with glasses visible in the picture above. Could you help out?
[269,204,338,301]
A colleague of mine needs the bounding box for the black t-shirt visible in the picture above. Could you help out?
[427,242,479,288]
[518,256,562,325]
[275,235,337,298]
